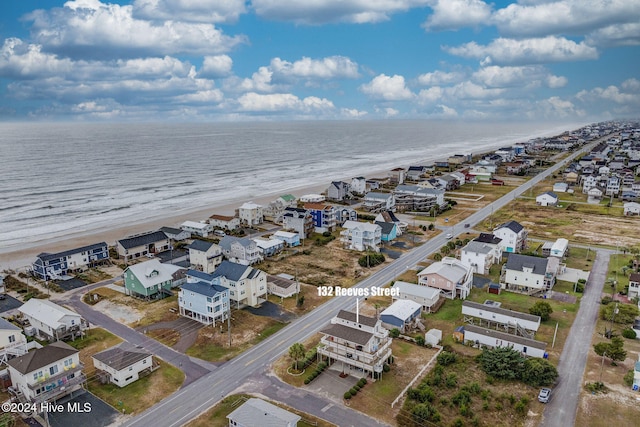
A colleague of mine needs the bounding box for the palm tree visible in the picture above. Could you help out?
[289,342,306,371]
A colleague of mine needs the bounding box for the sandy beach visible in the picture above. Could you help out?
[0,136,555,272]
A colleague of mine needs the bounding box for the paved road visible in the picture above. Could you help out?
[539,249,610,427]
[119,140,602,427]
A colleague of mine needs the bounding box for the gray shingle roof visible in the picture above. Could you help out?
[464,324,546,350]
[227,398,301,427]
[186,269,215,282]
[320,323,373,346]
[188,240,214,252]
[336,310,377,327]
[462,301,541,323]
[181,281,227,297]
[474,233,502,245]
[92,345,151,371]
[212,260,250,281]
[504,253,548,274]
[36,242,107,262]
[375,221,396,235]
[495,220,524,233]
[0,317,20,331]
[462,241,494,255]
[7,341,78,374]
[118,231,167,249]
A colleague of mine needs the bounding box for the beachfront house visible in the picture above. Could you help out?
[211,261,267,308]
[123,259,186,299]
[179,271,230,325]
[188,240,223,274]
[375,210,406,235]
[375,221,398,242]
[363,192,396,213]
[238,202,264,226]
[351,177,367,195]
[263,194,297,222]
[501,253,556,294]
[219,236,262,265]
[393,185,444,212]
[327,181,351,202]
[304,203,337,233]
[391,281,442,313]
[417,257,473,300]
[208,214,240,231]
[459,240,502,275]
[0,318,28,365]
[317,310,392,378]
[536,191,559,207]
[493,220,528,253]
[389,168,406,185]
[92,344,155,388]
[335,207,358,226]
[406,166,426,181]
[340,221,382,252]
[628,273,640,300]
[18,299,87,342]
[282,207,314,239]
[180,220,213,238]
[159,227,191,241]
[6,341,85,405]
[32,242,109,280]
[116,231,170,262]
[624,202,640,216]
[273,231,300,247]
[227,398,301,427]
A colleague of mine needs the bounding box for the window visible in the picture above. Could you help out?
[50,365,59,375]
[207,307,212,313]
[8,335,15,343]
[64,358,73,367]
[206,297,212,303]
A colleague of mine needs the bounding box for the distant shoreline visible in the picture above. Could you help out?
[0,126,575,271]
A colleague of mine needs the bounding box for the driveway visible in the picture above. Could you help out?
[47,391,120,427]
[55,277,88,292]
[540,249,611,427]
[0,294,23,313]
[245,301,295,322]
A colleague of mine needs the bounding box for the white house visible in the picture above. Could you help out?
[340,221,382,252]
[628,273,640,300]
[327,181,351,201]
[363,192,395,212]
[0,318,28,365]
[380,300,422,333]
[238,202,264,226]
[273,230,300,247]
[501,253,556,294]
[392,281,441,313]
[219,236,262,265]
[180,220,213,238]
[550,238,569,258]
[267,274,299,299]
[227,398,301,427]
[212,261,267,308]
[7,341,85,405]
[92,345,154,388]
[188,240,223,274]
[587,186,604,204]
[462,325,547,358]
[282,207,314,239]
[536,191,559,207]
[493,220,527,253]
[461,301,541,333]
[351,176,367,195]
[18,299,87,341]
[459,240,501,275]
[552,182,569,193]
[159,227,191,241]
[116,231,170,261]
[624,202,640,216]
[208,214,240,231]
[252,238,285,257]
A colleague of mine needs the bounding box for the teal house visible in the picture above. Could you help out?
[375,221,398,242]
[124,259,186,299]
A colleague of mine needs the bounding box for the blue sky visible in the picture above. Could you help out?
[0,0,638,121]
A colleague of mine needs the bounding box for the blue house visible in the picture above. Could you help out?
[33,242,109,280]
[380,299,422,333]
[375,221,398,242]
[179,271,229,326]
[273,231,300,247]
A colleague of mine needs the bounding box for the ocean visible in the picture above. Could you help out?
[0,120,584,253]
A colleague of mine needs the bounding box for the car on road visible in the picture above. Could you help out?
[464,223,470,228]
[446,233,453,239]
[538,388,552,403]
[214,230,226,237]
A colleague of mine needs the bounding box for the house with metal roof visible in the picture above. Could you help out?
[252,238,285,257]
[92,344,155,388]
[501,253,556,294]
[188,240,223,274]
[159,226,191,241]
[317,310,392,378]
[180,220,213,238]
[461,325,547,358]
[392,281,441,313]
[417,257,473,300]
[267,274,299,299]
[32,242,109,280]
[227,398,301,427]
[536,191,559,207]
[123,259,186,299]
[208,214,240,231]
[273,231,300,247]
[116,231,170,261]
[18,299,87,341]
[211,261,267,308]
[380,300,422,333]
[7,341,85,405]
[461,301,541,334]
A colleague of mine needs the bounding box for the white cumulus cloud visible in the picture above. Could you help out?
[200,55,233,78]
[585,22,640,47]
[417,70,465,86]
[423,0,492,31]
[472,65,567,89]
[341,108,368,118]
[360,74,414,101]
[132,0,247,23]
[445,36,599,65]
[270,56,360,80]
[251,0,430,25]
[236,92,335,112]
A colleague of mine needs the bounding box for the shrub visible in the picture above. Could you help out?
[415,336,425,347]
[624,370,634,387]
[482,401,489,411]
[460,403,473,418]
[495,402,503,411]
[437,351,458,366]
[354,385,361,391]
[514,400,527,415]
[383,363,391,372]
[344,391,352,400]
[622,328,637,339]
[478,347,525,380]
[389,328,400,338]
[304,378,310,385]
[358,252,385,268]
[411,403,441,424]
[585,382,607,393]
[350,387,358,395]
[452,390,472,407]
[521,358,558,387]
[529,301,553,321]
[601,304,639,324]
[446,373,458,388]
[601,296,613,305]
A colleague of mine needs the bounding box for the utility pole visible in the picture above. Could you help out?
[227,294,232,347]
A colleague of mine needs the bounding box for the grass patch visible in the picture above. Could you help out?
[88,358,184,415]
[69,328,122,352]
[564,246,595,270]
[147,328,180,347]
[607,254,635,293]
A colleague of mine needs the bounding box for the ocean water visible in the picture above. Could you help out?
[0,120,583,251]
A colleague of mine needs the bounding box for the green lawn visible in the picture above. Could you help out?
[564,246,595,270]
[607,254,634,292]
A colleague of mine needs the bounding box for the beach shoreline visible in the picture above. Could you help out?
[0,127,571,271]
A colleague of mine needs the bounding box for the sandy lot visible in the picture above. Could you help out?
[93,299,143,324]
